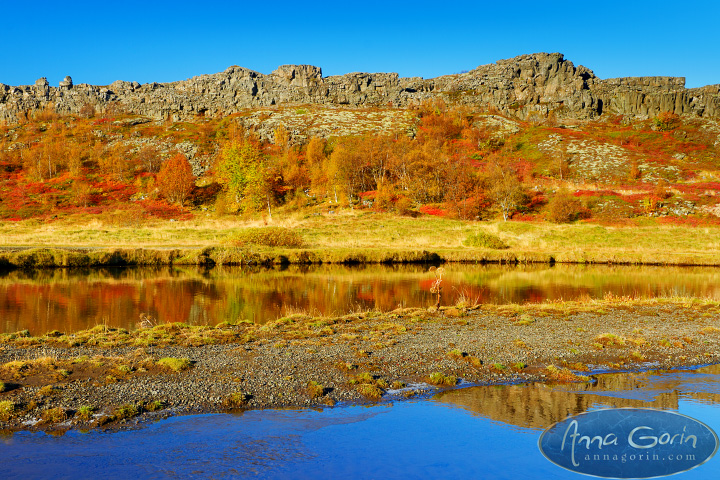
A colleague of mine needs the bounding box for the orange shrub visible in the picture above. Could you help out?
[157,154,195,205]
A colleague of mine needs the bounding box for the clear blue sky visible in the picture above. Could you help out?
[1,1,718,89]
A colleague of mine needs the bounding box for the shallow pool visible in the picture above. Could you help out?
[3,366,720,479]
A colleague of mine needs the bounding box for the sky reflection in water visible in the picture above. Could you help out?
[3,366,720,479]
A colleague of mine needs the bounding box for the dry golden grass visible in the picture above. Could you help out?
[2,212,720,268]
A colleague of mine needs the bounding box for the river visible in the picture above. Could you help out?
[2,263,720,334]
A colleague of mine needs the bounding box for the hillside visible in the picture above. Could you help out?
[1,96,719,230]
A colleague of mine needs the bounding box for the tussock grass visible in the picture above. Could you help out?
[447,349,466,360]
[428,372,457,386]
[76,405,96,421]
[41,407,68,424]
[144,400,167,412]
[630,350,646,361]
[545,365,590,383]
[223,391,251,408]
[306,381,325,399]
[463,231,509,249]
[349,372,389,400]
[38,385,59,397]
[225,227,305,248]
[0,296,716,354]
[595,333,626,347]
[0,400,15,421]
[156,357,192,372]
[355,383,384,400]
[515,314,535,326]
[491,363,506,372]
[113,404,139,420]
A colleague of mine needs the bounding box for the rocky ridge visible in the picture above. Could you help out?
[1,53,718,124]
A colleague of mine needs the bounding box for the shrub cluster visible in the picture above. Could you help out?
[463,231,509,249]
[544,192,585,223]
[227,227,305,248]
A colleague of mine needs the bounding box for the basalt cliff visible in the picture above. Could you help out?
[1,52,718,124]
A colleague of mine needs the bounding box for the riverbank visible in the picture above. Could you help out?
[1,297,719,433]
[3,244,720,269]
[3,214,720,267]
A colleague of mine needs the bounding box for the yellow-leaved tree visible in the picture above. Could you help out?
[217,139,277,218]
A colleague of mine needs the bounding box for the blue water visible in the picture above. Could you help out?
[3,368,720,479]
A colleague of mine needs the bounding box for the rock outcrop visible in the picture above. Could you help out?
[0,53,718,124]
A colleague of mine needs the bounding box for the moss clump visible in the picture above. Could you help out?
[515,314,535,326]
[113,404,139,420]
[355,383,384,400]
[226,227,305,248]
[428,372,457,386]
[306,381,325,399]
[545,365,590,383]
[349,372,375,385]
[144,400,167,412]
[466,356,483,369]
[349,372,388,400]
[156,357,192,372]
[38,385,59,397]
[76,405,96,421]
[595,333,626,347]
[447,349,466,360]
[223,391,251,408]
[0,400,15,421]
[41,407,68,424]
[463,232,508,249]
[491,363,506,372]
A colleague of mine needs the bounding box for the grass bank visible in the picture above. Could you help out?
[2,212,720,267]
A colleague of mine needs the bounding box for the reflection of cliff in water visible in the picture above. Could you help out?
[434,367,720,430]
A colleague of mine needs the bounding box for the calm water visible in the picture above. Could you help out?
[2,264,720,334]
[3,366,720,479]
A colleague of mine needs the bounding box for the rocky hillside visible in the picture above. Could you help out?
[1,53,718,124]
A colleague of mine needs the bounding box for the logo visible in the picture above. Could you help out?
[538,408,718,478]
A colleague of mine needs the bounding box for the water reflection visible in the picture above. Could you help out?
[3,263,720,334]
[435,365,720,430]
[3,367,720,479]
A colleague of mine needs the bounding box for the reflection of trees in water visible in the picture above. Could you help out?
[2,264,720,334]
[435,369,720,430]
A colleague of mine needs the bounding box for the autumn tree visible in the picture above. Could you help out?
[445,158,485,219]
[99,143,133,181]
[486,157,525,221]
[137,145,162,173]
[306,136,329,198]
[157,153,195,205]
[327,137,374,208]
[404,141,447,204]
[545,190,584,223]
[217,139,279,217]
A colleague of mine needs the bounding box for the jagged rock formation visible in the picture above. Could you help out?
[1,53,718,124]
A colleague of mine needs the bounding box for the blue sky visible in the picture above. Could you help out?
[1,1,718,88]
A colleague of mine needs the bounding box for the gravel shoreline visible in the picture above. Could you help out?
[2,300,720,433]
